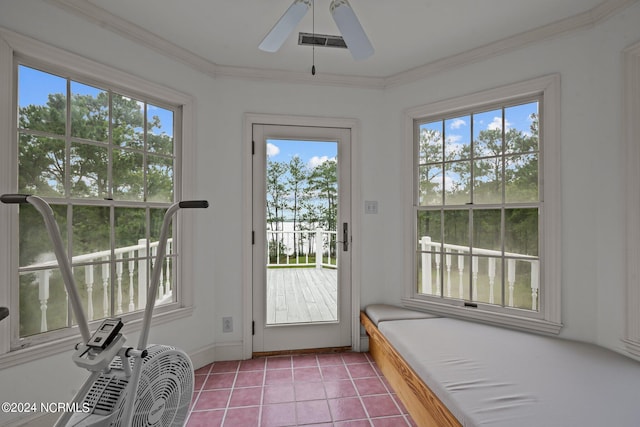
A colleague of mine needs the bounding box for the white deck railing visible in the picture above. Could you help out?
[420,236,539,310]
[267,228,337,269]
[19,239,173,333]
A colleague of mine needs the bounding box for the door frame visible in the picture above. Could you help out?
[242,113,362,359]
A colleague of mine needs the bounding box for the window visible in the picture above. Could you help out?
[0,30,194,367]
[403,75,561,334]
[13,62,180,345]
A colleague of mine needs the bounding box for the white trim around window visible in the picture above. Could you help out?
[624,40,640,358]
[0,27,197,369]
[402,74,562,335]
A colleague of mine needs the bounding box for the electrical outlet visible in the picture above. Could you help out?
[222,316,233,333]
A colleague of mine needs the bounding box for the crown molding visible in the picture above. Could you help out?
[213,64,385,89]
[384,0,638,88]
[46,0,637,89]
[44,0,218,77]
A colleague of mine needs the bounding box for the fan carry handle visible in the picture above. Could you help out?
[1,194,92,343]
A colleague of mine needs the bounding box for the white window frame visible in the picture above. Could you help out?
[402,74,562,335]
[0,28,196,369]
[624,40,640,357]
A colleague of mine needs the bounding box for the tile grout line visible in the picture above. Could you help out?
[185,353,415,426]
[342,354,375,427]
[367,353,412,426]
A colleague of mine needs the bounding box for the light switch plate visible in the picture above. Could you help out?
[365,200,378,214]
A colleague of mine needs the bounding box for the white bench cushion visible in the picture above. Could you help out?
[364,304,437,326]
[379,317,640,427]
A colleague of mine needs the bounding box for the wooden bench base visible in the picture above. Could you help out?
[360,311,461,427]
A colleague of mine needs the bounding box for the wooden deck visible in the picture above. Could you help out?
[266,267,337,325]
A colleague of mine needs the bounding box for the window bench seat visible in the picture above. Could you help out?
[361,304,640,427]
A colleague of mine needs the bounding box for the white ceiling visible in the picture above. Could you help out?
[58,0,629,82]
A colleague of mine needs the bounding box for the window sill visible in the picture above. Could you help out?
[401,297,562,336]
[0,306,194,370]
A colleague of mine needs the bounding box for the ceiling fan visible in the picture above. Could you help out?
[259,0,374,61]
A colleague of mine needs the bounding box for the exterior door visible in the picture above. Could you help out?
[252,124,351,353]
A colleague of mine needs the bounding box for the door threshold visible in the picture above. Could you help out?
[252,346,352,358]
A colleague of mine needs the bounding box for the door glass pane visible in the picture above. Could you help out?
[265,139,338,325]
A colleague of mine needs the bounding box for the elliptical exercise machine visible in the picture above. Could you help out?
[1,194,208,427]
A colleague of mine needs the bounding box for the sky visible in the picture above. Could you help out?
[418,101,539,196]
[420,102,538,156]
[266,138,337,170]
[18,64,174,137]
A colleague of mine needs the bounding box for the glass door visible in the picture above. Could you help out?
[252,124,351,353]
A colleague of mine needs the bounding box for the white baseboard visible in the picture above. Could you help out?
[360,335,369,352]
[212,340,245,362]
[189,340,245,370]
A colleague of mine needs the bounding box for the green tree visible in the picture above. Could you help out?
[307,159,338,231]
[418,127,444,205]
[266,160,288,260]
[286,155,309,256]
[17,84,174,336]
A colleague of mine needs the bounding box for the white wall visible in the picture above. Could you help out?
[0,1,382,425]
[382,2,640,348]
[1,0,639,424]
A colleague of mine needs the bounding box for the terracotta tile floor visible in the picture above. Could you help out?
[187,352,417,427]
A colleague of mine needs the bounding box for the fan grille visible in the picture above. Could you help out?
[131,345,194,426]
[71,344,193,426]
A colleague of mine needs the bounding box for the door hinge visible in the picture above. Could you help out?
[252,140,255,155]
[252,230,255,245]
[252,321,255,335]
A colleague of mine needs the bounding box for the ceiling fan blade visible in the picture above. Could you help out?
[329,0,374,60]
[259,0,311,53]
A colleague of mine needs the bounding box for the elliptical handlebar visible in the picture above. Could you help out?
[0,194,30,204]
[134,200,208,350]
[179,200,209,209]
[1,194,209,350]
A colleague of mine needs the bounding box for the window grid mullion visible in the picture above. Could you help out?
[143,102,148,202]
[415,99,541,311]
[13,63,180,345]
[500,107,507,308]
